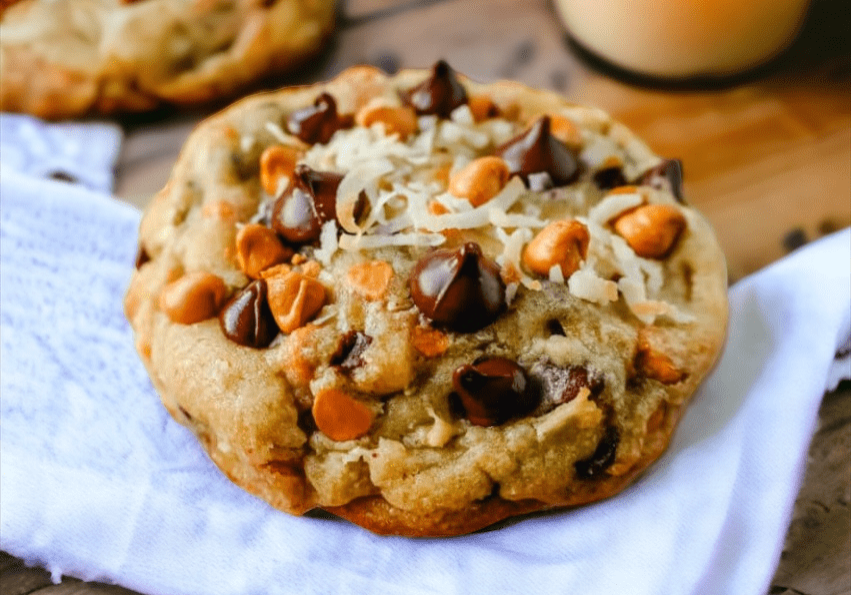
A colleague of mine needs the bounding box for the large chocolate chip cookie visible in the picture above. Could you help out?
[125,62,728,536]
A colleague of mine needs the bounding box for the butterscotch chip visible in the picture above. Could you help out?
[411,326,449,358]
[523,220,590,278]
[549,114,583,148]
[266,270,326,334]
[260,145,302,197]
[356,104,418,139]
[347,260,394,301]
[158,271,228,325]
[467,95,499,122]
[126,64,728,537]
[447,156,510,207]
[635,340,687,385]
[312,388,375,442]
[613,204,687,259]
[202,201,237,222]
[236,224,293,279]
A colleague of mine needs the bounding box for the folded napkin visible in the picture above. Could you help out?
[1,167,849,595]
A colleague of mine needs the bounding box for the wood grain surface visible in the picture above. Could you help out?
[3,0,850,593]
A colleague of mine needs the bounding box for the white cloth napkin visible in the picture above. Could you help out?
[0,114,122,193]
[1,168,849,595]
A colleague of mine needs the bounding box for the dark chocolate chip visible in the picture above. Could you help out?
[530,361,605,414]
[218,279,279,348]
[297,408,317,434]
[409,242,505,332]
[452,357,538,426]
[637,159,684,202]
[593,166,628,190]
[401,60,468,118]
[134,245,150,269]
[545,319,566,336]
[495,116,579,187]
[286,93,353,145]
[575,425,619,478]
[270,165,344,244]
[331,330,373,372]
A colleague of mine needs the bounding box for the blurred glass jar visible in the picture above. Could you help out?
[554,0,811,79]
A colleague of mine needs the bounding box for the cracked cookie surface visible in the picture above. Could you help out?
[125,63,728,536]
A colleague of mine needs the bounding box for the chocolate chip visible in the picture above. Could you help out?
[530,361,605,414]
[218,279,279,348]
[401,60,468,118]
[452,357,538,426]
[575,425,619,478]
[409,242,505,332]
[270,165,343,244]
[331,330,373,372]
[545,319,565,336]
[593,166,628,190]
[134,245,150,269]
[495,116,579,187]
[297,408,317,434]
[177,405,193,421]
[286,93,354,145]
[637,159,684,202]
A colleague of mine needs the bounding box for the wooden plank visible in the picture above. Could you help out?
[0,564,53,595]
[771,384,851,595]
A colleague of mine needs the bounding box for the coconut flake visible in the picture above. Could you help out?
[488,208,547,230]
[549,264,565,284]
[240,134,255,154]
[312,305,338,326]
[450,104,475,126]
[579,135,621,169]
[568,268,618,304]
[264,121,292,145]
[338,232,445,251]
[314,220,338,264]
[588,192,643,225]
[336,160,395,233]
[425,406,457,447]
[505,282,520,305]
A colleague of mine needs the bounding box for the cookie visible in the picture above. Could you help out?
[125,62,728,536]
[0,0,335,119]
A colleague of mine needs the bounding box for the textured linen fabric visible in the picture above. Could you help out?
[1,165,849,595]
[0,114,122,192]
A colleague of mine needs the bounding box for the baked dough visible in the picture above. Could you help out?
[0,0,335,118]
[125,63,728,536]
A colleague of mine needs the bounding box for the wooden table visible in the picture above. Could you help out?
[2,0,849,593]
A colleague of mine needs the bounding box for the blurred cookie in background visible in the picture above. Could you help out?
[0,0,337,119]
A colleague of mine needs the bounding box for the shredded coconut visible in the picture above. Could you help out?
[258,104,689,326]
[588,192,643,225]
[568,267,618,305]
